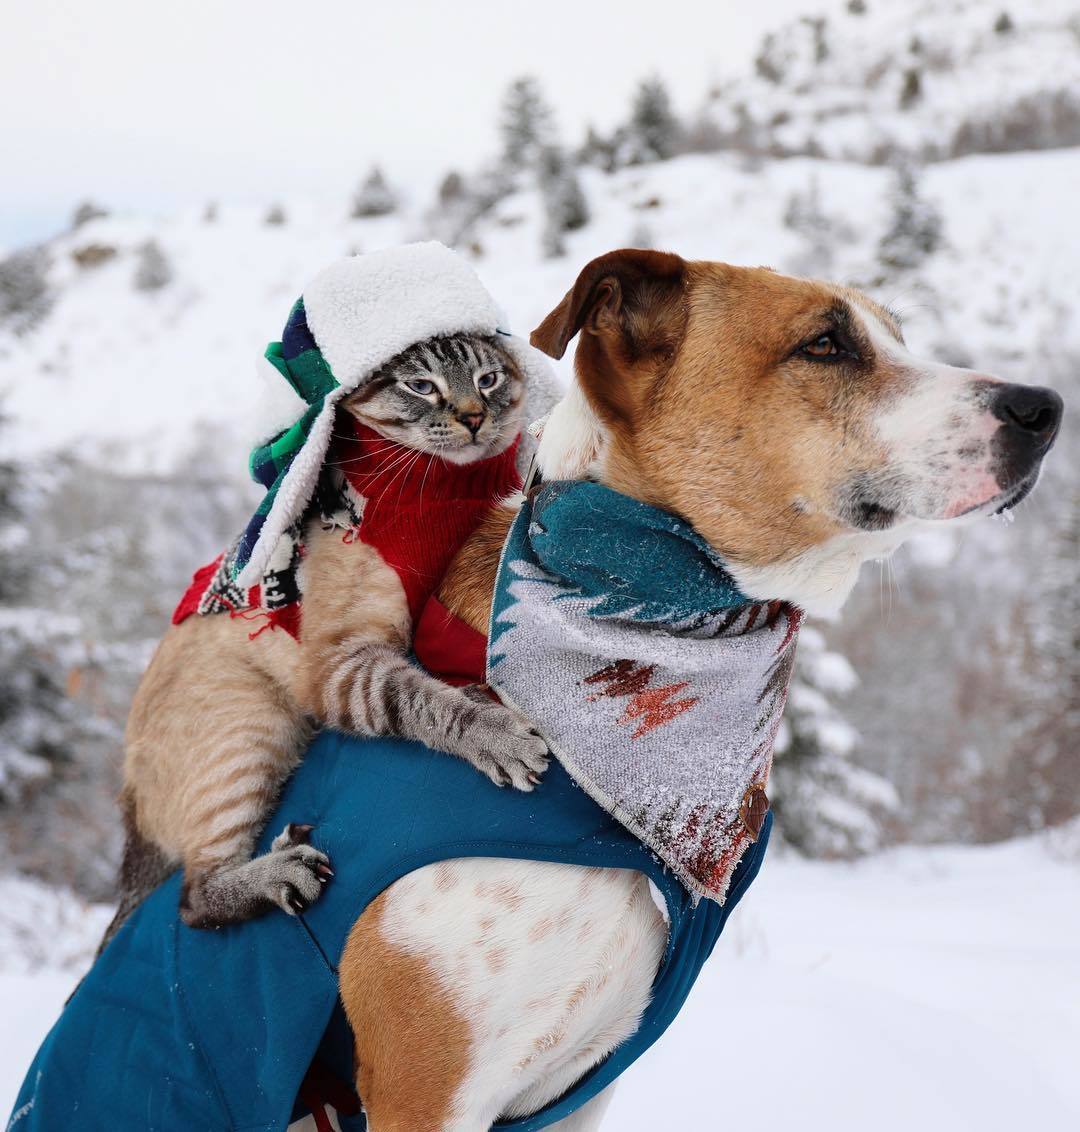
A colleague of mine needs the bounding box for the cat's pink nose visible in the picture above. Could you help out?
[459,412,486,436]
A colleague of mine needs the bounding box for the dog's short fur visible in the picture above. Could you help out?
[311,250,1062,1131]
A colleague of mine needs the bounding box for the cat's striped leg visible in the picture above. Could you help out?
[313,641,549,791]
[172,683,331,928]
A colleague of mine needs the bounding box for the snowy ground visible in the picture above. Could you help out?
[3,832,1078,1129]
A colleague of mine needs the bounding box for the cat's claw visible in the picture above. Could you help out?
[456,703,551,792]
[266,824,333,916]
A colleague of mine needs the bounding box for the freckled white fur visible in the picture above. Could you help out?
[377,858,666,1130]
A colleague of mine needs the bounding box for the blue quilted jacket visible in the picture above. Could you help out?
[9,729,769,1131]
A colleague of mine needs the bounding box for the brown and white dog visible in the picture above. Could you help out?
[302,250,1062,1132]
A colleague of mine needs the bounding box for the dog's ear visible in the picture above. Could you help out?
[530,249,687,361]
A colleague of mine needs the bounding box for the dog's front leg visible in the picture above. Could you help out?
[339,858,664,1132]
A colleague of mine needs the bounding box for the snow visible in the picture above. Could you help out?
[3,836,1078,1127]
[702,0,1080,164]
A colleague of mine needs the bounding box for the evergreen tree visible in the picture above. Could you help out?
[577,124,618,173]
[425,164,513,248]
[71,200,108,228]
[498,77,554,170]
[264,203,287,226]
[351,166,398,218]
[133,240,173,292]
[772,625,898,857]
[0,247,53,333]
[437,171,467,208]
[878,162,943,272]
[899,67,923,110]
[537,145,590,255]
[0,413,94,804]
[621,78,681,165]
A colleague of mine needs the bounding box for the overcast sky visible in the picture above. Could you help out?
[3,0,833,246]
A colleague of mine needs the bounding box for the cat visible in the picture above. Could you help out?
[111,334,549,938]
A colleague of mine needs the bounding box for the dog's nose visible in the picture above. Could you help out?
[458,412,486,436]
[991,384,1063,447]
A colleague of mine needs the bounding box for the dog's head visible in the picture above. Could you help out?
[532,249,1063,615]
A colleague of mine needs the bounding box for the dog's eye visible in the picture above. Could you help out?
[404,378,436,396]
[802,334,841,358]
[476,371,501,391]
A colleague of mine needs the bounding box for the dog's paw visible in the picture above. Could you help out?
[262,825,334,915]
[456,702,550,791]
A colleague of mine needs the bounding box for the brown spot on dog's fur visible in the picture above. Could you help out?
[433,862,458,892]
[528,917,555,943]
[475,880,524,912]
[486,947,508,973]
[340,893,471,1132]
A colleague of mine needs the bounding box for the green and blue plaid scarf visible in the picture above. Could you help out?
[236,299,338,579]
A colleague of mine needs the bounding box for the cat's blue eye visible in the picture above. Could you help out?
[405,378,436,396]
[477,371,501,391]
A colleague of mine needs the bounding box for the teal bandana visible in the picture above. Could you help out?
[488,480,801,902]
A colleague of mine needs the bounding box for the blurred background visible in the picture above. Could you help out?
[2,0,1077,1127]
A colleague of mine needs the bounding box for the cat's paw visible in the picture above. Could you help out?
[457,703,550,791]
[264,824,335,915]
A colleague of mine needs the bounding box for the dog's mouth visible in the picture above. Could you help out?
[992,472,1037,515]
[838,466,1039,531]
[937,470,1040,522]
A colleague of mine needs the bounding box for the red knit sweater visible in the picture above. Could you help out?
[173,418,521,646]
[340,420,521,620]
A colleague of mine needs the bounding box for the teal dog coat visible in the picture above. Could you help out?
[9,731,769,1131]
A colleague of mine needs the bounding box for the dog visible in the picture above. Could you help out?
[310,249,1062,1132]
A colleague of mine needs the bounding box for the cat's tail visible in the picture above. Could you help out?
[94,790,176,958]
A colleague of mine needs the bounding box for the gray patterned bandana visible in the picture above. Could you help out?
[487,480,802,903]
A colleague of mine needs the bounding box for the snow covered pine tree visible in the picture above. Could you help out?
[0,411,96,804]
[538,146,589,257]
[771,624,899,857]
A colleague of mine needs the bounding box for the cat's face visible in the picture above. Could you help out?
[342,335,526,464]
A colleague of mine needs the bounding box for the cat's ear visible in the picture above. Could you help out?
[530,249,687,360]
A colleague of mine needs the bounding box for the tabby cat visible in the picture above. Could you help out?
[115,335,548,935]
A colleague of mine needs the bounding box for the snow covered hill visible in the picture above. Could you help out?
[3,145,1078,474]
[3,833,1079,1129]
[698,0,1080,162]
